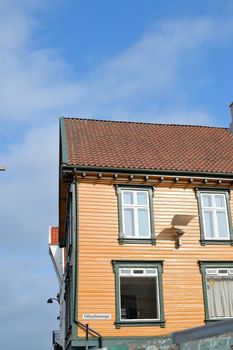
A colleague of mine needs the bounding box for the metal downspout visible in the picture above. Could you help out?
[72,169,103,349]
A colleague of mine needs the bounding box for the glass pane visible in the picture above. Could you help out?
[123,191,133,205]
[120,276,158,320]
[137,192,148,205]
[215,194,225,208]
[216,211,229,238]
[206,276,233,318]
[202,194,212,207]
[203,210,215,238]
[138,208,150,237]
[123,208,134,236]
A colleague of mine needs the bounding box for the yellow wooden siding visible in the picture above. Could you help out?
[76,180,233,337]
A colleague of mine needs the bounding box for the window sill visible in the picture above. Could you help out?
[204,318,232,324]
[118,238,156,245]
[115,320,165,328]
[200,240,233,246]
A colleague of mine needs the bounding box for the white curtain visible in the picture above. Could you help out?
[207,276,233,318]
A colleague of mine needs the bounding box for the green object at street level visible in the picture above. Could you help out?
[106,344,129,350]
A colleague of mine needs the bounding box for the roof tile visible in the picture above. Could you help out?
[62,118,233,174]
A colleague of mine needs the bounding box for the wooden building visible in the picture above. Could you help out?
[53,113,233,350]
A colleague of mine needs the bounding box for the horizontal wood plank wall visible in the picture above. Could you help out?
[77,179,233,337]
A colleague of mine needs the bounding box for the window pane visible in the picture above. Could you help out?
[202,195,212,207]
[137,192,148,205]
[216,211,229,238]
[203,211,215,238]
[120,276,158,320]
[123,208,134,236]
[138,208,150,237]
[123,191,133,205]
[215,195,225,208]
[206,276,233,318]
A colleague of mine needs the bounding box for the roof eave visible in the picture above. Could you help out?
[59,117,69,247]
[59,117,68,164]
[61,164,233,179]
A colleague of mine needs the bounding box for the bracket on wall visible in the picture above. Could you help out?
[171,214,197,248]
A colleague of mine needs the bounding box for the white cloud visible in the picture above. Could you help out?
[0,123,59,349]
[0,0,74,121]
[0,5,233,124]
[74,17,233,124]
[0,124,58,248]
[0,256,59,350]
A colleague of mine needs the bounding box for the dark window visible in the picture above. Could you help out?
[120,274,159,320]
[113,261,165,327]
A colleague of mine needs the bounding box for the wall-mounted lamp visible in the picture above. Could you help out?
[47,294,60,321]
[171,214,196,248]
[47,293,60,304]
[47,297,60,304]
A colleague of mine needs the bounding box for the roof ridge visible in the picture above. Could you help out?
[63,116,227,130]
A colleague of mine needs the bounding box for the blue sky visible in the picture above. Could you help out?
[1,1,233,349]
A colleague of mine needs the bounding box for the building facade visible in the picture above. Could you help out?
[51,113,233,350]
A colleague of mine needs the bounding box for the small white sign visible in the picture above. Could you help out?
[82,313,112,320]
[146,346,159,350]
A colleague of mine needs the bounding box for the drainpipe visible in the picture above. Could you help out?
[71,169,103,349]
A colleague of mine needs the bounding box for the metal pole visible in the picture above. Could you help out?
[99,336,103,349]
[85,323,89,350]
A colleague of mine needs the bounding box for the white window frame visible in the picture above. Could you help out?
[119,267,160,322]
[121,189,151,238]
[200,192,230,240]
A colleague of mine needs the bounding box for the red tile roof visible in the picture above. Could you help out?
[50,226,59,245]
[61,118,233,175]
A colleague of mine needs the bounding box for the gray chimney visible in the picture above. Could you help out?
[230,102,233,133]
